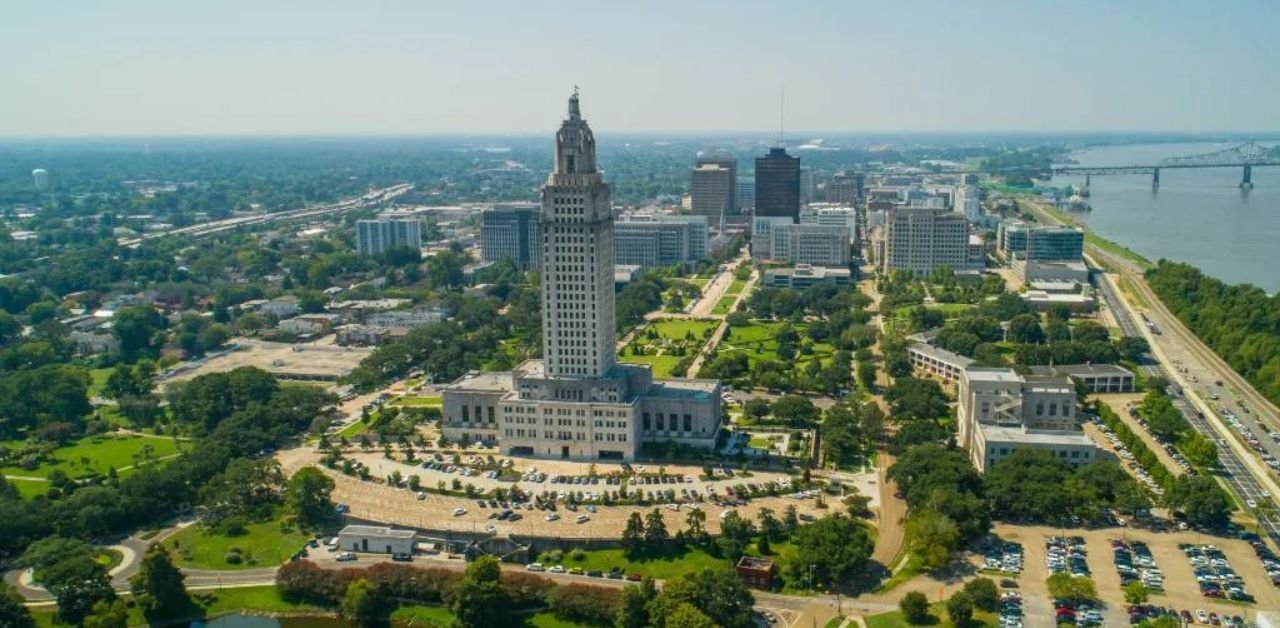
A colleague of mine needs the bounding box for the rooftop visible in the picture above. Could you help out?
[908,341,975,367]
[965,367,1024,383]
[444,370,515,393]
[736,556,775,570]
[1029,364,1135,378]
[340,525,417,539]
[980,424,1096,447]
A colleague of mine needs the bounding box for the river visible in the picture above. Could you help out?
[1050,142,1280,293]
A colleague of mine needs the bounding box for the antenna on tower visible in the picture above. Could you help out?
[778,88,785,146]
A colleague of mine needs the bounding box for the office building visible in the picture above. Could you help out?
[826,171,864,204]
[481,204,542,270]
[356,218,423,256]
[997,222,1085,262]
[762,264,852,289]
[440,93,721,461]
[957,367,1100,473]
[801,205,858,243]
[690,157,737,224]
[736,177,755,212]
[755,147,800,222]
[880,206,971,275]
[614,212,708,270]
[1028,364,1136,393]
[752,219,850,266]
[799,167,815,205]
[31,169,48,190]
[955,185,982,222]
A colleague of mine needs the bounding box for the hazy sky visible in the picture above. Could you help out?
[2,0,1277,136]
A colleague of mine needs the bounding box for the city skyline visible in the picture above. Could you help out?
[2,0,1279,136]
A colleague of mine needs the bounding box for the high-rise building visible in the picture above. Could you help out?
[880,207,971,275]
[735,177,756,212]
[440,93,722,460]
[31,169,48,190]
[689,157,737,225]
[955,185,982,222]
[754,147,800,222]
[800,205,858,243]
[356,218,423,256]
[614,212,708,269]
[481,204,542,270]
[826,171,864,204]
[799,167,815,205]
[997,222,1085,262]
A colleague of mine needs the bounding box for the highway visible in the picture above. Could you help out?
[1018,194,1280,543]
[116,183,414,247]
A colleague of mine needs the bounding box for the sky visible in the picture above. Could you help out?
[2,0,1278,137]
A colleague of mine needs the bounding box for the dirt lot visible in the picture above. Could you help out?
[164,337,372,384]
[990,523,1277,626]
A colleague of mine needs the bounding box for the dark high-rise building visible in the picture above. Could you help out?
[827,171,865,204]
[754,147,800,222]
[481,204,542,270]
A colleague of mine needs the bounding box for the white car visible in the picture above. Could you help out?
[549,565,565,573]
[452,507,467,516]
[526,563,545,572]
[576,514,590,524]
[1247,499,1258,508]
[416,491,427,500]
[545,513,560,522]
[336,552,357,562]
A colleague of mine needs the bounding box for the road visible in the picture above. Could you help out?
[117,184,414,247]
[1021,197,1280,544]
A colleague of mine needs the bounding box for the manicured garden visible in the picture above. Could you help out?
[163,517,312,570]
[717,321,836,369]
[865,601,998,628]
[619,319,717,377]
[712,295,740,315]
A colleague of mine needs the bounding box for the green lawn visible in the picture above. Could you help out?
[725,279,747,296]
[618,353,683,378]
[9,477,49,498]
[87,367,114,398]
[33,585,330,627]
[556,546,726,579]
[719,321,835,369]
[164,517,312,570]
[650,319,718,340]
[712,295,739,315]
[892,303,975,320]
[865,602,998,628]
[0,433,183,481]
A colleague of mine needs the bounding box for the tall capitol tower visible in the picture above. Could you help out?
[440,91,722,461]
[540,91,616,378]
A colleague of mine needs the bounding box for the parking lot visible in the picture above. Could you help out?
[989,523,1279,626]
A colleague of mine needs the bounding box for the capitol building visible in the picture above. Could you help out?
[440,93,723,460]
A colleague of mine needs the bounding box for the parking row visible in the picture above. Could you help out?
[983,540,1024,574]
[1249,538,1280,587]
[1111,539,1163,591]
[1046,535,1090,577]
[1182,544,1254,603]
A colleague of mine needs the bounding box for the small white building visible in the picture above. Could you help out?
[338,525,416,555]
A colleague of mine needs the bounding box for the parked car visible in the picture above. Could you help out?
[391,553,413,562]
[336,552,357,562]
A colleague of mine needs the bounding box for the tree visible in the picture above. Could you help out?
[644,508,670,551]
[906,508,960,571]
[82,599,128,628]
[856,361,877,391]
[1007,313,1044,344]
[743,397,771,421]
[451,556,511,628]
[0,582,35,628]
[684,507,707,544]
[946,591,974,626]
[1123,581,1150,605]
[285,466,336,527]
[757,507,783,541]
[716,511,755,562]
[341,579,385,627]
[615,577,656,628]
[790,515,873,587]
[45,557,115,625]
[1166,474,1232,528]
[129,544,188,618]
[770,395,819,427]
[1046,573,1097,603]
[622,512,646,556]
[664,602,716,628]
[963,577,998,612]
[652,569,754,628]
[899,591,930,625]
[113,305,166,361]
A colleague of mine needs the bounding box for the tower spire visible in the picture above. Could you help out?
[568,86,581,120]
